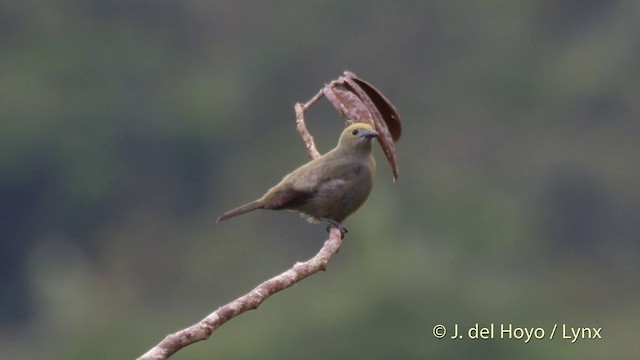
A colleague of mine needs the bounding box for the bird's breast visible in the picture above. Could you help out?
[293,159,374,222]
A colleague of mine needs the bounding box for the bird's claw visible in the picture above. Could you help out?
[325,220,347,239]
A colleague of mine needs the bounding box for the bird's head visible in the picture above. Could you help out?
[337,123,379,152]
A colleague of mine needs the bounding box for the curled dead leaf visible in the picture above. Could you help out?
[323,87,373,126]
[298,71,402,181]
[342,71,402,142]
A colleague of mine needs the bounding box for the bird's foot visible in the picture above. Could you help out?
[325,219,347,239]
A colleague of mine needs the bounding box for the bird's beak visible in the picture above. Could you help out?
[362,129,379,139]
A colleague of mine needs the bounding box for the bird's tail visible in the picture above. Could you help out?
[217,200,263,222]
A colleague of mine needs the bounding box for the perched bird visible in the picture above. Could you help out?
[217,123,379,236]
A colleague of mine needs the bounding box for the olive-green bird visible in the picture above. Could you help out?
[217,123,378,236]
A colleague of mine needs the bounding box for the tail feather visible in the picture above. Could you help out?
[217,200,263,222]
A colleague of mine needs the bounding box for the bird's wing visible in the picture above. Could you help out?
[290,157,354,192]
[263,156,356,210]
[262,186,315,210]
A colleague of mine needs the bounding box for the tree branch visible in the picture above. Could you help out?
[137,228,343,360]
[137,91,341,360]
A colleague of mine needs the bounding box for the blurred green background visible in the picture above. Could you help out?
[1,1,639,359]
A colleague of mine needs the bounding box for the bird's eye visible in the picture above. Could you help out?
[352,129,359,135]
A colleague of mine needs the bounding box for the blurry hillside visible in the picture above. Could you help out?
[1,1,639,359]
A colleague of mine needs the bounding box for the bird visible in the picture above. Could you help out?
[217,123,379,237]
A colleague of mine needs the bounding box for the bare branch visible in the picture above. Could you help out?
[138,97,339,359]
[137,228,343,360]
[295,97,322,160]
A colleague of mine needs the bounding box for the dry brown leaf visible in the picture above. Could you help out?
[341,72,401,181]
[298,71,402,181]
[323,87,373,126]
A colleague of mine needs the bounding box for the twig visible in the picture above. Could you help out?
[137,93,341,360]
[295,96,323,159]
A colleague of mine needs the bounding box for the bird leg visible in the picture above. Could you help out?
[325,219,348,239]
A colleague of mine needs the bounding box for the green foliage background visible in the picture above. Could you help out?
[1,1,638,358]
